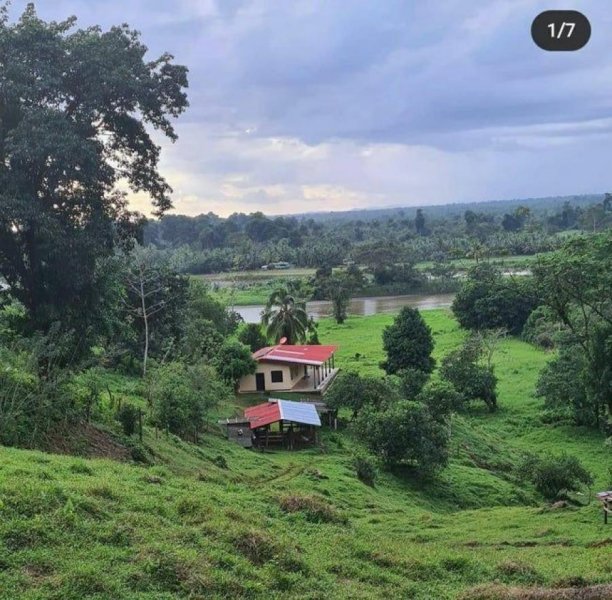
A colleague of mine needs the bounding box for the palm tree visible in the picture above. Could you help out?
[262,288,309,344]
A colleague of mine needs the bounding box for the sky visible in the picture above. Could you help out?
[8,0,612,216]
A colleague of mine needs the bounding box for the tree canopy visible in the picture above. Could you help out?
[0,5,188,335]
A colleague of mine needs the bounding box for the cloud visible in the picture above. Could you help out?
[9,0,612,215]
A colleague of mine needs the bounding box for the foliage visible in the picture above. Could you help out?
[122,246,190,375]
[519,453,593,501]
[452,264,540,334]
[262,288,309,344]
[522,305,561,349]
[533,231,612,426]
[0,6,187,338]
[238,323,268,352]
[381,307,435,375]
[214,341,257,387]
[397,367,430,399]
[325,372,397,419]
[352,453,378,487]
[149,361,229,441]
[417,380,463,420]
[117,403,139,437]
[440,336,498,412]
[355,400,450,473]
[535,339,594,426]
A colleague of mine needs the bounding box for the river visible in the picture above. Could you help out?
[235,293,455,323]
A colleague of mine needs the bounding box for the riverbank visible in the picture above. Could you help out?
[234,293,455,323]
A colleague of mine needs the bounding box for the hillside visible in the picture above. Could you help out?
[0,310,610,600]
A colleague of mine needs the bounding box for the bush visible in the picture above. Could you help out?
[522,305,561,349]
[352,453,377,486]
[116,403,139,437]
[440,338,498,412]
[237,323,268,352]
[325,371,397,419]
[354,400,450,474]
[519,453,593,500]
[398,367,430,399]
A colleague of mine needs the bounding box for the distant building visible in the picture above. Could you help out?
[238,344,339,396]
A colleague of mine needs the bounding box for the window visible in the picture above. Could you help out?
[271,370,284,383]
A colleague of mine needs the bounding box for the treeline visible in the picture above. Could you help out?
[144,197,612,274]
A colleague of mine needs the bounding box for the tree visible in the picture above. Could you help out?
[533,232,612,425]
[381,307,435,375]
[214,340,257,388]
[329,282,350,324]
[452,264,540,334]
[415,209,427,236]
[149,361,230,442]
[355,400,450,473]
[238,323,268,352]
[0,6,188,336]
[262,288,309,344]
[325,372,397,420]
[440,336,498,412]
[122,246,188,376]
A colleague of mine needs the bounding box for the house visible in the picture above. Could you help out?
[238,343,339,395]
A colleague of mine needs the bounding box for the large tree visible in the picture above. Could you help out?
[0,5,188,335]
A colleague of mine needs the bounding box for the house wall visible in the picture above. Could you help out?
[239,362,306,393]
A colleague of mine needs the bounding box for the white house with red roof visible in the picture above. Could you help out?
[238,343,339,395]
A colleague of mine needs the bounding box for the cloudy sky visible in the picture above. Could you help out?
[9,1,612,216]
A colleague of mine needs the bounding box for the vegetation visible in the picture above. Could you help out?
[381,307,435,375]
[0,7,611,599]
[262,288,310,344]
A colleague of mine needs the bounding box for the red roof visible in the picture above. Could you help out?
[244,402,281,429]
[253,344,338,366]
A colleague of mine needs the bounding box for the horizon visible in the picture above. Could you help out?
[7,1,612,217]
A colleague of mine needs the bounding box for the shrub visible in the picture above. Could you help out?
[354,400,450,474]
[352,453,377,486]
[237,323,268,352]
[522,305,561,349]
[117,403,139,437]
[214,340,256,388]
[440,338,498,412]
[519,453,593,501]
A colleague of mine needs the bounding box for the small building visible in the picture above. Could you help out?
[245,399,321,449]
[238,344,339,395]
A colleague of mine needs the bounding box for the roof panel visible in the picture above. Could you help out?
[278,400,321,426]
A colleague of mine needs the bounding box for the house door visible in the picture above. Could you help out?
[256,373,266,392]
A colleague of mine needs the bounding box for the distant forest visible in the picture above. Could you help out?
[144,194,611,274]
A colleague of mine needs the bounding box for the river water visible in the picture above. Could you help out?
[235,293,455,324]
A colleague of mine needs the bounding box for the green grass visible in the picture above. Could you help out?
[1,310,611,599]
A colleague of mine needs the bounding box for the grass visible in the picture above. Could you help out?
[1,310,611,599]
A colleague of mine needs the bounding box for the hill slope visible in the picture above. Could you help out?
[0,311,610,599]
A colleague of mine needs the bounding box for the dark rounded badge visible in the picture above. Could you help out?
[531,10,591,51]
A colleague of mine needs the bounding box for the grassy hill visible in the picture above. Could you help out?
[0,311,610,599]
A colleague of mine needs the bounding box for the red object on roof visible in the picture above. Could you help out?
[252,344,338,366]
[244,402,281,429]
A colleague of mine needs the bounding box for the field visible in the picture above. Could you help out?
[0,311,611,599]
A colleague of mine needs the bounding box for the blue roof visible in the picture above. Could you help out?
[275,399,321,426]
